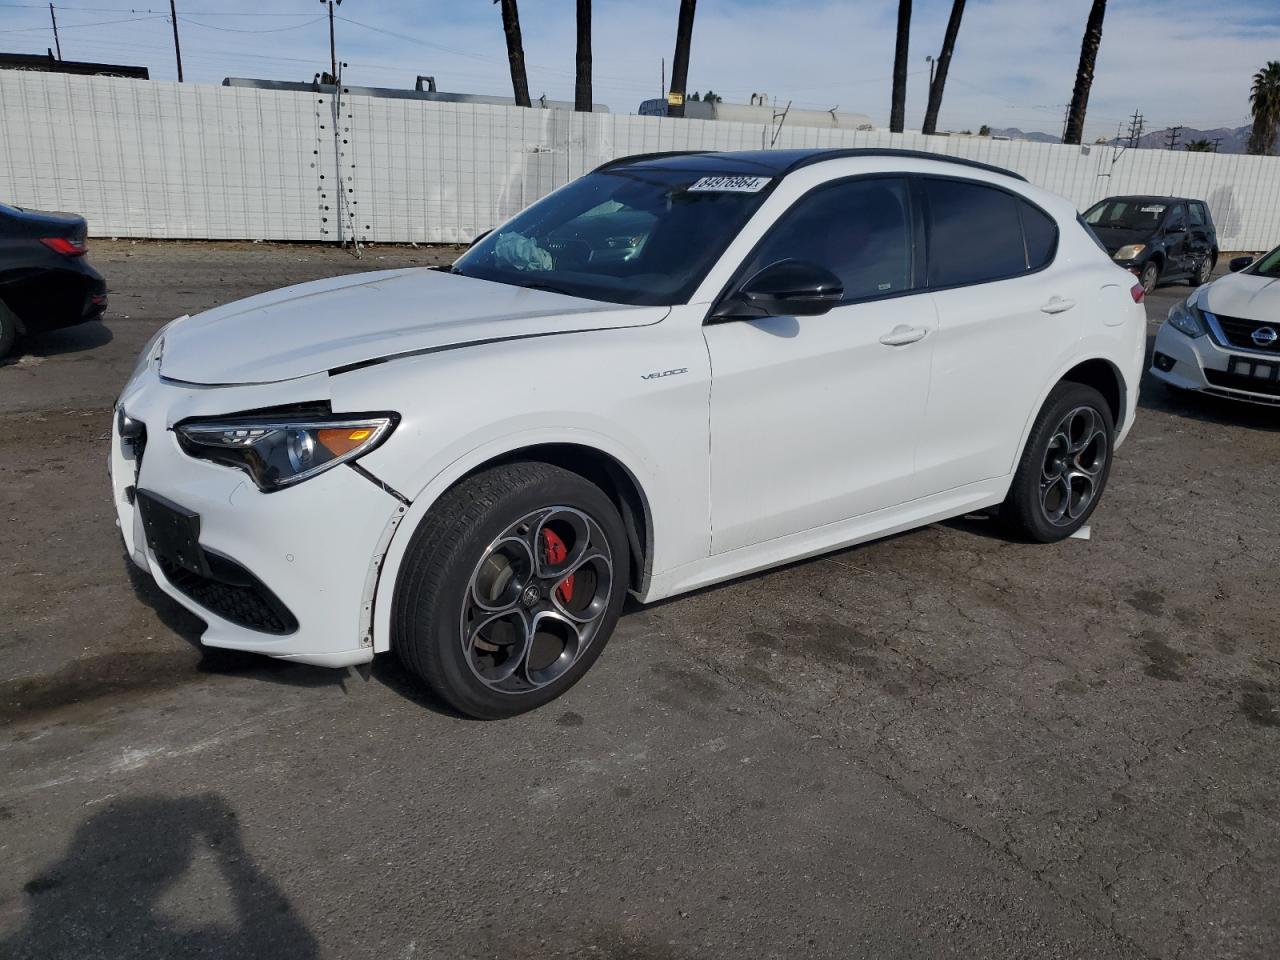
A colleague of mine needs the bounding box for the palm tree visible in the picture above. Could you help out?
[574,0,591,112]
[1247,61,1280,156]
[1062,0,1107,145]
[921,0,965,136]
[1184,139,1214,153]
[889,0,911,133]
[668,0,697,119]
[494,0,531,108]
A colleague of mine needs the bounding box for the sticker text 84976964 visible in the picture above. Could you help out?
[686,176,772,194]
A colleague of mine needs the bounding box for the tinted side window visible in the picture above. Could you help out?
[741,178,913,303]
[1020,201,1058,269]
[1166,204,1188,231]
[925,179,1027,286]
[1189,202,1206,227]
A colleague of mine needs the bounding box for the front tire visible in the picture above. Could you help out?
[392,461,629,719]
[1139,261,1160,295]
[999,382,1115,543]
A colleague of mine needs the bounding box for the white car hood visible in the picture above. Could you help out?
[159,268,668,385]
[1200,271,1280,320]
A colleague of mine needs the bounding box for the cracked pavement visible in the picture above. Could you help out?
[1,242,1277,959]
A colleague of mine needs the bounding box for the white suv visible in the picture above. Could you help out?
[111,149,1146,717]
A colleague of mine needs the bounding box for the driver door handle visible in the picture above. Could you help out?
[1041,296,1076,315]
[879,324,928,346]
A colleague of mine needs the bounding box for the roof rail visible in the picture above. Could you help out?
[781,148,1027,182]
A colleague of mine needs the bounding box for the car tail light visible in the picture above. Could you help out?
[40,237,87,256]
[1130,283,1145,304]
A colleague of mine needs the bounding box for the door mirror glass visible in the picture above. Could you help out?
[724,260,844,317]
[1230,255,1254,272]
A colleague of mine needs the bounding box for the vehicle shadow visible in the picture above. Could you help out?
[1138,371,1280,432]
[0,793,319,960]
[0,320,113,368]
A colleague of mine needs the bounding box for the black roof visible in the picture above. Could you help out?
[1094,194,1201,204]
[0,51,148,79]
[596,148,1026,182]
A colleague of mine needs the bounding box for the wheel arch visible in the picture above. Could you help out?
[1059,357,1125,427]
[369,435,656,655]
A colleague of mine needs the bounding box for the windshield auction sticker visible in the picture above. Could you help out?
[687,175,772,193]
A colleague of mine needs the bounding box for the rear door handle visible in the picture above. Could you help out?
[879,324,928,346]
[1041,296,1076,315]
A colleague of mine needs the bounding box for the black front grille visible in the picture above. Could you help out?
[1212,314,1280,353]
[157,552,299,635]
[1204,368,1280,397]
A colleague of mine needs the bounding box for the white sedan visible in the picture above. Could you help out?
[112,148,1146,717]
[1151,246,1280,405]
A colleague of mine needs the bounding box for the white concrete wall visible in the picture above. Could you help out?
[3,71,1278,249]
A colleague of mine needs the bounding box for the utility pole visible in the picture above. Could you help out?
[667,0,696,119]
[1211,137,1223,154]
[1126,109,1144,148]
[169,0,183,82]
[322,0,342,83]
[925,54,936,87]
[1164,125,1181,150]
[48,4,61,60]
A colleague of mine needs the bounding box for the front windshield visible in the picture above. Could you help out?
[451,168,774,305]
[1246,245,1280,278]
[1084,199,1167,232]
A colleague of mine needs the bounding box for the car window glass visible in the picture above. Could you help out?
[925,179,1026,286]
[1086,199,1165,232]
[739,178,913,303]
[1020,201,1057,269]
[1189,203,1206,227]
[1166,205,1188,231]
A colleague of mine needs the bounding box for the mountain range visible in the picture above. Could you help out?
[985,124,1262,154]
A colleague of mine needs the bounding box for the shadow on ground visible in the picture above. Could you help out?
[0,794,318,960]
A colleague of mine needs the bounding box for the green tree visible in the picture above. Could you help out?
[1184,139,1214,153]
[978,124,991,136]
[702,89,721,103]
[1248,61,1280,155]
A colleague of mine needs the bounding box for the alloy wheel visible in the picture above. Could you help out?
[1196,256,1212,284]
[1039,405,1108,526]
[460,506,613,695]
[1141,263,1159,294]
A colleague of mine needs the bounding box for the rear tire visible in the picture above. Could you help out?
[0,301,18,358]
[1187,253,1214,287]
[999,382,1115,543]
[392,461,629,719]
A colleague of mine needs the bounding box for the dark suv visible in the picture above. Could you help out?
[1082,195,1217,293]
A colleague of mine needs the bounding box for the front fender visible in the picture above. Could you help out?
[364,426,661,655]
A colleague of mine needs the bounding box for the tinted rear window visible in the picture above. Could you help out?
[925,179,1026,287]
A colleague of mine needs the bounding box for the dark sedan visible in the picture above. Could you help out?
[0,202,107,357]
[1082,195,1217,294]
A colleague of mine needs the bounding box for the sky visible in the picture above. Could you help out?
[1,0,1277,141]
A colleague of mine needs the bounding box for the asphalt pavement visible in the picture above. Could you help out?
[1,242,1277,959]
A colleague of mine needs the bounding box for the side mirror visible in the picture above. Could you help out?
[1229,255,1253,273]
[714,260,844,319]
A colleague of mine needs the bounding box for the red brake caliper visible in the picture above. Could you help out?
[542,528,574,604]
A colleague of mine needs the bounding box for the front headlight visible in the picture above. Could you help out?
[1114,244,1147,261]
[175,413,397,491]
[1167,298,1206,338]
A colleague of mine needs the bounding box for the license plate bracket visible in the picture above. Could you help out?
[1228,356,1279,382]
[136,490,209,577]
